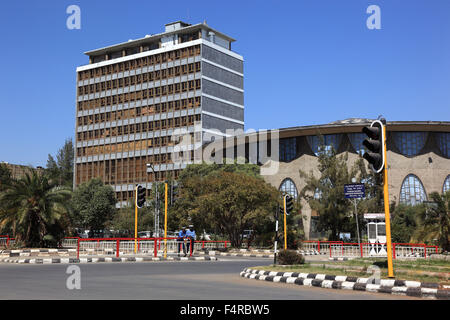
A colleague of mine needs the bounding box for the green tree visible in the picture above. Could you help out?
[46,155,60,183]
[413,192,450,251]
[353,157,385,214]
[299,141,361,241]
[191,171,279,248]
[108,201,155,235]
[170,161,263,232]
[71,179,117,232]
[172,162,280,248]
[57,138,74,187]
[46,138,74,188]
[178,160,261,181]
[391,204,423,243]
[0,162,12,191]
[0,168,72,247]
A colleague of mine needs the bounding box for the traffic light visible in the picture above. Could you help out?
[362,119,385,173]
[170,183,179,206]
[136,185,146,208]
[277,203,284,219]
[285,194,294,215]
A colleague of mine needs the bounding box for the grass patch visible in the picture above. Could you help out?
[332,258,450,273]
[251,262,450,285]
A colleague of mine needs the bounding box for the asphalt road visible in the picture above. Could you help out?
[0,257,416,300]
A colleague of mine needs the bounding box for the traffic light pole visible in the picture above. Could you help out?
[283,196,288,250]
[134,186,138,254]
[354,199,361,247]
[362,118,394,277]
[163,182,168,258]
[274,213,279,264]
[154,183,160,238]
[382,124,395,278]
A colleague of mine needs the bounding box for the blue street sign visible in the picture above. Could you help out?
[344,183,365,199]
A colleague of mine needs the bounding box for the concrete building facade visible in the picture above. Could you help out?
[74,21,244,206]
[0,162,44,180]
[213,119,450,239]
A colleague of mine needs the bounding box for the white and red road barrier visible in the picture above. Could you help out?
[3,235,438,260]
[1,235,230,258]
[302,240,439,259]
[58,237,231,259]
[0,235,15,248]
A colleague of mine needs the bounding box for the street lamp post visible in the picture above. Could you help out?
[351,178,361,247]
[147,164,160,238]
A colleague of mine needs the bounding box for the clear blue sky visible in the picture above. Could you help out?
[0,0,449,167]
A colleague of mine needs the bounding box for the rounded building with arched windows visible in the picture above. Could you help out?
[216,118,450,239]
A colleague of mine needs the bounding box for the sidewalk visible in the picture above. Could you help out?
[0,248,218,264]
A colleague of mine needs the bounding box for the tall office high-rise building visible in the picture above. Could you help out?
[74,21,244,206]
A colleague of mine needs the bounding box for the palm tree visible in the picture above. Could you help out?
[0,168,72,247]
[413,192,450,252]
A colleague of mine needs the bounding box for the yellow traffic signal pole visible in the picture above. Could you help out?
[164,182,168,258]
[283,195,287,250]
[382,125,395,278]
[134,186,138,254]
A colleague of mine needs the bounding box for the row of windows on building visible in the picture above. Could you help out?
[77,62,201,96]
[75,156,190,186]
[77,97,201,128]
[278,174,450,206]
[77,118,201,145]
[77,79,202,112]
[77,115,201,146]
[76,130,199,158]
[79,45,202,80]
[279,132,450,161]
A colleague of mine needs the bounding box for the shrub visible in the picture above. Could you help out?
[42,234,58,248]
[10,240,25,249]
[277,249,305,265]
[372,260,388,268]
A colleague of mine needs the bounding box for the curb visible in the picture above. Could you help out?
[0,249,77,257]
[199,250,273,258]
[298,250,326,256]
[328,257,354,261]
[226,249,324,256]
[0,256,217,264]
[217,252,272,258]
[240,268,450,300]
[237,249,273,253]
[1,249,74,253]
[201,250,327,258]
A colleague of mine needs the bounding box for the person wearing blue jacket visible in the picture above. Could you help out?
[177,227,187,257]
[186,225,196,256]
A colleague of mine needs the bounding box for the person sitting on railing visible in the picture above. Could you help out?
[186,225,196,256]
[177,227,187,257]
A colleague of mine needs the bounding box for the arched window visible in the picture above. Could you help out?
[399,174,427,205]
[393,132,427,157]
[437,133,450,158]
[307,134,342,156]
[348,133,366,155]
[279,178,298,199]
[443,175,450,194]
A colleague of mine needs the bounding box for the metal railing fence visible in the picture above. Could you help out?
[301,240,439,259]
